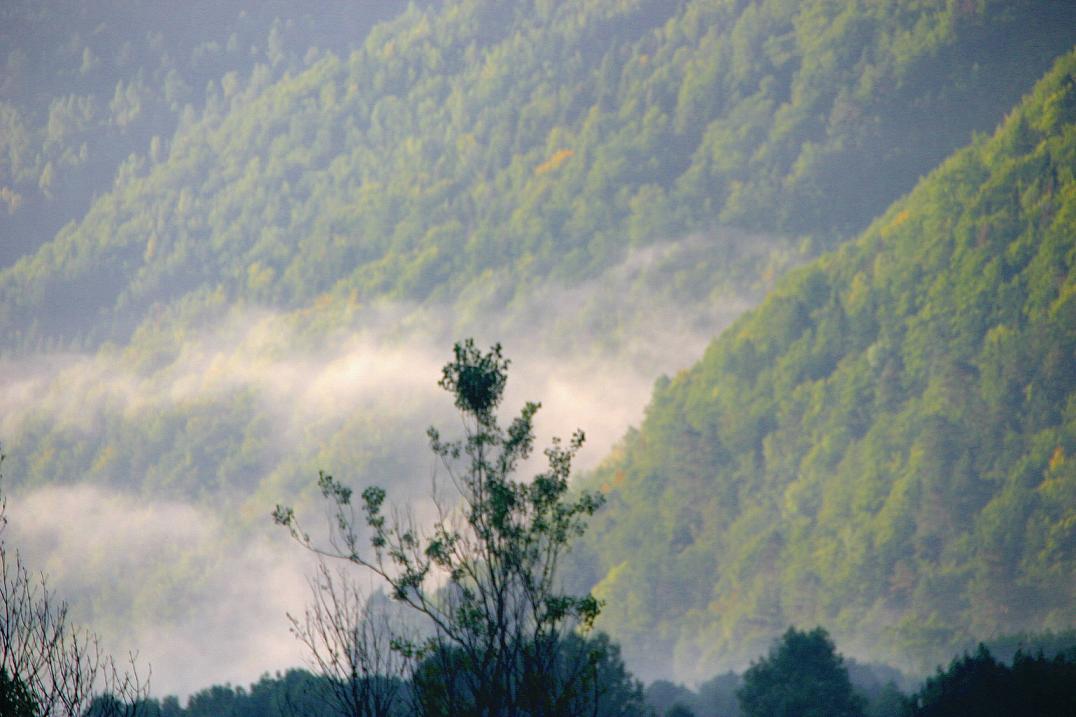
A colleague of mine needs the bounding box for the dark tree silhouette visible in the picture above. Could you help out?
[910,644,1076,717]
[0,666,38,717]
[737,627,865,717]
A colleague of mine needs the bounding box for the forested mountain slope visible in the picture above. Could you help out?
[2,0,1073,349]
[577,49,1076,680]
[0,0,404,266]
[2,0,1075,694]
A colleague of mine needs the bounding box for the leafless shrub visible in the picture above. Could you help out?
[0,450,149,716]
[288,561,407,717]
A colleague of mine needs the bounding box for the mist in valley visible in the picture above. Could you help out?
[1,234,762,697]
[3,0,1074,710]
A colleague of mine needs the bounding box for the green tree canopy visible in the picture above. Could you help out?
[275,340,617,716]
[578,48,1076,676]
[737,627,865,717]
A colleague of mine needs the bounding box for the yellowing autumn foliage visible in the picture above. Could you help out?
[535,148,574,175]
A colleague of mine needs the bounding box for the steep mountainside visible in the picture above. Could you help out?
[2,0,1073,350]
[1,1,1074,693]
[578,49,1076,680]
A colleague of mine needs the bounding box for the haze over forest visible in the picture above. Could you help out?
[0,0,1073,708]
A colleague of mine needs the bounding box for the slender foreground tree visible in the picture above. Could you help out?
[0,451,149,717]
[275,340,612,716]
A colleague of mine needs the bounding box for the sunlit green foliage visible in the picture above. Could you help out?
[3,0,1072,349]
[3,0,1072,527]
[4,0,1072,512]
[580,49,1076,676]
[1,1,1074,684]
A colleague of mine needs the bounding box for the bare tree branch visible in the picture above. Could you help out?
[288,562,406,717]
[0,449,150,717]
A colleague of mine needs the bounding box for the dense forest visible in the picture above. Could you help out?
[0,0,405,266]
[3,0,1074,349]
[577,48,1076,679]
[0,0,1073,705]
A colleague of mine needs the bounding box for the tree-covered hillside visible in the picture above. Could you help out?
[2,0,1075,694]
[2,0,1073,350]
[578,48,1076,680]
[0,0,404,267]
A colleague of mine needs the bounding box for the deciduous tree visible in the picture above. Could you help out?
[275,340,610,716]
[737,627,865,717]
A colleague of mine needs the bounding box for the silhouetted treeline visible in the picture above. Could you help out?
[128,670,335,717]
[127,628,1075,717]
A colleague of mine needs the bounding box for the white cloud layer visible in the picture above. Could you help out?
[5,482,311,697]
